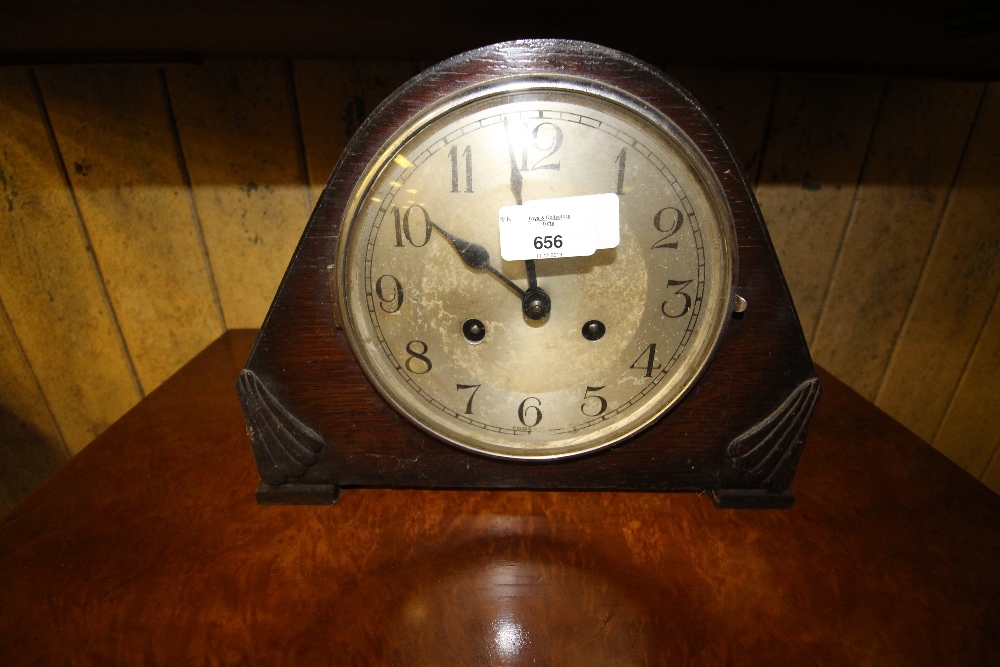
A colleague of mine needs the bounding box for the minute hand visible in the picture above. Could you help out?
[503,117,524,207]
[503,117,540,293]
[428,221,526,298]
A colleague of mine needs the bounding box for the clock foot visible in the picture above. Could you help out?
[710,488,794,509]
[255,482,341,505]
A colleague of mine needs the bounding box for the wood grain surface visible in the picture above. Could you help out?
[0,68,141,453]
[294,59,416,197]
[934,288,1000,476]
[0,305,67,516]
[985,434,1000,489]
[165,60,313,329]
[811,80,984,399]
[0,330,997,665]
[876,82,1000,441]
[755,75,884,340]
[36,66,225,390]
[667,68,776,184]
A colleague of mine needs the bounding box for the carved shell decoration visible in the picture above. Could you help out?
[238,370,325,486]
[727,378,821,492]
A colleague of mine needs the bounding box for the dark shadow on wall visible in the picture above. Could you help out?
[0,407,68,517]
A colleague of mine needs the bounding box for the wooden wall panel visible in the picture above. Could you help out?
[36,66,225,391]
[810,80,984,399]
[0,303,67,515]
[932,289,1000,483]
[668,69,776,184]
[294,60,415,197]
[0,68,142,453]
[983,446,1000,495]
[876,83,1000,442]
[0,475,9,516]
[755,76,884,340]
[0,473,9,515]
[165,60,313,329]
[982,456,1000,493]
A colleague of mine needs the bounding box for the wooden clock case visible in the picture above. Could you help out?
[238,39,820,509]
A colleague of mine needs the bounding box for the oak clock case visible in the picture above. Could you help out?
[238,40,820,509]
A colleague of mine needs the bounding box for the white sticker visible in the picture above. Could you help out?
[499,193,620,261]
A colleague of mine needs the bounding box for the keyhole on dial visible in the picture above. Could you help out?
[582,320,606,341]
[463,318,486,343]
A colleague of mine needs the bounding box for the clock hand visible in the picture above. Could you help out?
[503,117,523,206]
[521,258,548,319]
[524,258,538,291]
[428,221,526,298]
[503,117,550,320]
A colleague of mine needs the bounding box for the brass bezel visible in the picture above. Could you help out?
[335,75,738,460]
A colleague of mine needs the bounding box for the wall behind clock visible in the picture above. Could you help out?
[1,60,998,513]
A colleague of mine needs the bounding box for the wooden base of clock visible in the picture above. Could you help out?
[242,354,818,511]
[238,40,820,509]
[239,304,819,511]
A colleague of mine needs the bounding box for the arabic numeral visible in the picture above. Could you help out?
[532,235,563,250]
[661,279,693,318]
[374,275,403,313]
[652,207,684,249]
[456,383,481,414]
[629,344,661,378]
[404,340,432,374]
[581,386,608,417]
[392,204,433,248]
[521,122,562,171]
[517,396,542,427]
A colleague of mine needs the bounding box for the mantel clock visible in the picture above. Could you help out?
[238,40,820,509]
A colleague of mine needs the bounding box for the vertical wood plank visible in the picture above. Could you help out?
[982,448,1000,496]
[876,83,1000,441]
[0,68,142,453]
[36,66,225,391]
[810,79,984,400]
[933,289,1000,478]
[754,75,884,340]
[0,302,68,514]
[667,68,776,183]
[0,481,10,517]
[165,60,313,329]
[294,60,415,197]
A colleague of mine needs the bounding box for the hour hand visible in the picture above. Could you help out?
[429,221,525,298]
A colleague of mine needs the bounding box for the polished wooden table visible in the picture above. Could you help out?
[1,330,998,665]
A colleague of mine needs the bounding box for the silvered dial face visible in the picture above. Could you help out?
[338,83,735,459]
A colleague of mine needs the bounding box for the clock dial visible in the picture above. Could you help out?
[338,84,736,459]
